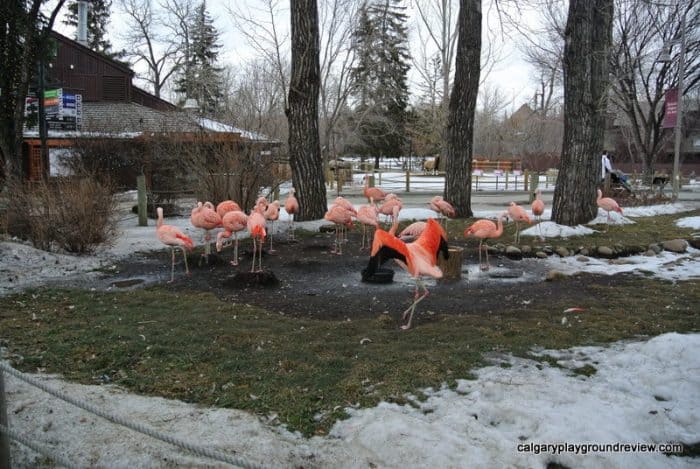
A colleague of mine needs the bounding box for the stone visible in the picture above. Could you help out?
[662,239,688,253]
[644,249,657,257]
[648,243,662,254]
[576,255,590,262]
[555,247,570,257]
[598,246,614,257]
[579,247,589,256]
[536,251,548,259]
[521,245,532,254]
[505,246,522,258]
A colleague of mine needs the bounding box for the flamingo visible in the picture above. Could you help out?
[355,204,379,250]
[364,218,449,330]
[190,201,222,262]
[398,221,427,242]
[363,174,387,205]
[156,207,194,282]
[247,202,267,272]
[429,196,456,227]
[464,212,506,271]
[216,200,241,218]
[264,200,280,252]
[332,196,356,243]
[596,189,623,231]
[216,209,248,266]
[531,189,545,240]
[378,196,402,229]
[284,188,299,240]
[324,204,354,255]
[507,201,531,244]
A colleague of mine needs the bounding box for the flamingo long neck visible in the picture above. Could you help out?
[156,208,164,228]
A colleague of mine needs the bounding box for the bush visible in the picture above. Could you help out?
[8,173,118,254]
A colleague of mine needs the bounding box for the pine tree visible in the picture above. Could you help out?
[63,0,121,58]
[174,1,224,115]
[350,0,411,159]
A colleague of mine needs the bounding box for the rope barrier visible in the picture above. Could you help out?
[0,363,268,469]
[0,423,78,469]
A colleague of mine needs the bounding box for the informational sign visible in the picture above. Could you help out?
[24,88,82,131]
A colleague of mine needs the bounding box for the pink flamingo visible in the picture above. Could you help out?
[398,221,427,242]
[363,174,387,205]
[596,189,623,231]
[507,201,531,244]
[531,189,545,240]
[198,202,222,261]
[247,202,267,272]
[156,207,194,282]
[364,218,449,330]
[264,200,280,252]
[464,212,506,271]
[324,204,354,255]
[216,209,248,265]
[216,200,241,218]
[333,196,356,243]
[429,196,456,227]
[378,196,402,228]
[355,204,379,250]
[284,188,299,240]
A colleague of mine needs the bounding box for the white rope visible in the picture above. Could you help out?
[0,363,268,469]
[0,423,79,469]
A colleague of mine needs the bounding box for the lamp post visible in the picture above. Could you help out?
[671,10,686,199]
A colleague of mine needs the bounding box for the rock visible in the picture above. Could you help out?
[488,269,524,279]
[505,245,522,258]
[535,251,548,259]
[576,255,590,262]
[662,239,688,253]
[690,239,700,250]
[521,245,532,254]
[644,249,657,257]
[648,243,662,254]
[609,258,635,265]
[579,247,589,256]
[555,247,570,257]
[543,246,553,255]
[598,246,614,257]
[546,270,567,281]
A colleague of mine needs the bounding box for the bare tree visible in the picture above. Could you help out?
[609,0,700,177]
[118,0,181,98]
[445,0,481,218]
[287,0,326,220]
[551,0,614,226]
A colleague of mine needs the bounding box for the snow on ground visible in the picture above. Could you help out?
[5,333,699,468]
[2,196,700,467]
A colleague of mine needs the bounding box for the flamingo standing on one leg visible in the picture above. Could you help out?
[507,201,531,244]
[216,200,241,218]
[216,209,248,266]
[284,188,299,240]
[378,195,402,229]
[264,200,280,252]
[363,218,449,330]
[156,207,194,282]
[332,196,357,243]
[355,204,379,250]
[324,204,354,255]
[247,202,267,272]
[596,189,623,231]
[531,189,545,240]
[464,212,506,271]
[363,174,387,206]
[193,202,222,263]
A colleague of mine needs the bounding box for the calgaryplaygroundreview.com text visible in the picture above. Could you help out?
[517,441,685,456]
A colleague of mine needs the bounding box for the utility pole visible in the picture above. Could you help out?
[672,8,686,199]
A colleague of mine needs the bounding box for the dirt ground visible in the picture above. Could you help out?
[86,227,623,327]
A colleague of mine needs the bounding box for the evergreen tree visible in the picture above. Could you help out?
[350,0,411,159]
[174,1,224,115]
[63,0,122,58]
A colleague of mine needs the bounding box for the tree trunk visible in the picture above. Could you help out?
[287,0,326,221]
[444,0,481,218]
[552,0,613,226]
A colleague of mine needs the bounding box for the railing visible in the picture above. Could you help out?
[0,362,267,468]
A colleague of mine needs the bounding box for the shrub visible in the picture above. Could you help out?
[8,172,118,254]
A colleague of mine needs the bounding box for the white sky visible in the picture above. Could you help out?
[52,0,540,111]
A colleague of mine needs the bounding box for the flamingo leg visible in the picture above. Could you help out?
[168,247,176,283]
[182,246,190,276]
[258,236,264,271]
[269,221,276,253]
[232,233,239,266]
[250,237,257,272]
[401,279,429,330]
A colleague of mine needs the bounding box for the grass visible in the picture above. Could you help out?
[0,207,699,436]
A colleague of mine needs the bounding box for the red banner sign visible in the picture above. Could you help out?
[663,88,678,128]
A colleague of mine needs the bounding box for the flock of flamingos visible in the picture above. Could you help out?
[155,175,622,329]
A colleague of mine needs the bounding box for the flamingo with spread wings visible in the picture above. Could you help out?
[363,218,449,330]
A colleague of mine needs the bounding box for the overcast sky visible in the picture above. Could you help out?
[54,0,540,111]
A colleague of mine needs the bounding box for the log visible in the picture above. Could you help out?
[438,247,464,280]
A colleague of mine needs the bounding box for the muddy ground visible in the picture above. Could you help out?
[74,227,627,327]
